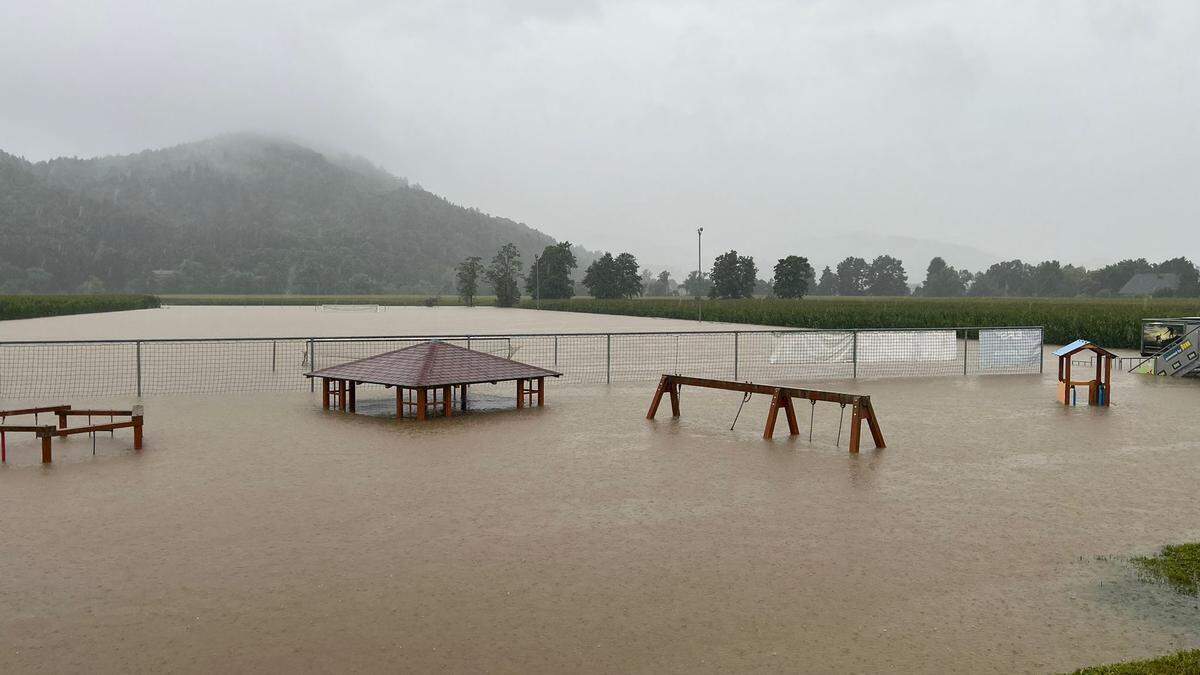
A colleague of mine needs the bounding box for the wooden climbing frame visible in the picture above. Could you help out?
[0,404,144,464]
[646,374,886,453]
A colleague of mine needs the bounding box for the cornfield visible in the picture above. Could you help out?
[0,294,161,322]
[521,297,1200,349]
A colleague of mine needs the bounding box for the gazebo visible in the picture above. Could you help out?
[1053,339,1116,406]
[304,341,562,420]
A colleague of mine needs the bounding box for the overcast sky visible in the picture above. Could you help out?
[3,0,1198,272]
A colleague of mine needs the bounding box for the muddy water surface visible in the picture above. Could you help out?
[1,309,1198,673]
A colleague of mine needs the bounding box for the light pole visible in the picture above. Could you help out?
[534,254,541,309]
[696,227,703,322]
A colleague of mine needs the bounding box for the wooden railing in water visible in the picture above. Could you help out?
[0,405,144,464]
[646,374,886,453]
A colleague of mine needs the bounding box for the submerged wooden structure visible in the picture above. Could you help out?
[304,341,562,420]
[1054,339,1116,406]
[0,404,144,464]
[646,374,886,453]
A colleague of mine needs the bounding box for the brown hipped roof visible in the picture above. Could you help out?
[304,341,562,388]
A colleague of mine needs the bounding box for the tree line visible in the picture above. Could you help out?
[460,244,1200,303]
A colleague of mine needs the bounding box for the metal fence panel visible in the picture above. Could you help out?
[0,327,1043,399]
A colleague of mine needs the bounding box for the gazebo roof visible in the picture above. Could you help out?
[305,341,562,388]
[1052,339,1118,359]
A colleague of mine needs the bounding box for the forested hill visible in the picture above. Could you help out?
[0,134,558,293]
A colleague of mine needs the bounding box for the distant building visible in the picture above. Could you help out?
[1119,273,1179,297]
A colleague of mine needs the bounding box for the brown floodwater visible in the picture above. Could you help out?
[2,309,1199,673]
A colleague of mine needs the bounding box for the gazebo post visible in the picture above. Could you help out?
[460,384,468,412]
[537,377,544,407]
[417,388,427,421]
[395,386,402,419]
[349,382,357,413]
[1104,355,1113,404]
[517,379,525,409]
[322,378,331,410]
[442,385,452,417]
[339,380,348,411]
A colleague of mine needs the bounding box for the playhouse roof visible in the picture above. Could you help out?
[1052,339,1118,359]
[304,341,562,388]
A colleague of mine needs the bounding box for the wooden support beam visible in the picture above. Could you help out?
[461,384,468,412]
[416,388,427,421]
[349,382,357,413]
[669,382,680,417]
[41,434,52,464]
[396,387,403,419]
[848,402,863,453]
[647,375,669,419]
[517,379,525,409]
[763,391,782,439]
[537,377,545,407]
[782,394,799,435]
[1104,355,1113,404]
[863,398,886,448]
[443,385,452,417]
[133,416,143,450]
[321,378,330,409]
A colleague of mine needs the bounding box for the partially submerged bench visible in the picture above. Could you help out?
[0,405,144,463]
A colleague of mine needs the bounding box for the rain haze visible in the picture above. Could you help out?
[2,0,1199,270]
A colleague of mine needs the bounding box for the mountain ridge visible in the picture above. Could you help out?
[0,134,563,294]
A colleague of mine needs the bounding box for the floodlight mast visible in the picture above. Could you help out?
[696,227,704,322]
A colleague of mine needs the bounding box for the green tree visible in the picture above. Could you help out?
[919,257,966,297]
[582,252,643,299]
[614,253,644,298]
[456,256,483,306]
[485,244,523,307]
[864,255,909,296]
[1087,258,1152,295]
[1031,260,1068,297]
[645,270,673,296]
[709,250,757,299]
[834,257,869,296]
[772,255,813,298]
[1154,257,1200,296]
[813,266,836,296]
[970,260,1033,297]
[525,242,577,300]
[682,270,711,298]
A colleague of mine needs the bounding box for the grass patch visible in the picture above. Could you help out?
[1132,543,1200,596]
[0,294,161,322]
[159,294,497,306]
[1068,649,1200,674]
[518,296,1200,349]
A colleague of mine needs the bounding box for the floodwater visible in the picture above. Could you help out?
[2,309,1199,673]
[0,305,777,341]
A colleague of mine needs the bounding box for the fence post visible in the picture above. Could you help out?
[606,334,611,384]
[963,329,969,375]
[554,335,558,366]
[308,338,316,392]
[852,331,858,379]
[136,340,142,397]
[1039,327,1045,373]
[733,332,739,380]
[271,341,277,373]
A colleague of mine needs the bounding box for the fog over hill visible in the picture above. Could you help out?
[0,134,570,294]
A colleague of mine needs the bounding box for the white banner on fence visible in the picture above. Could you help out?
[769,331,854,364]
[856,330,958,363]
[979,329,1042,369]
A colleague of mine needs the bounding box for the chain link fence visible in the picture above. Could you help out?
[0,327,1043,399]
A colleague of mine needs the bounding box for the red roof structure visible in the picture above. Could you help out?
[304,341,561,421]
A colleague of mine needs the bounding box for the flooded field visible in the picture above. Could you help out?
[2,308,1198,673]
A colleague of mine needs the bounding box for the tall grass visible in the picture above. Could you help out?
[520,297,1200,349]
[0,294,161,322]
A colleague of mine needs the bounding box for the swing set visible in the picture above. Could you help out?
[646,374,886,453]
